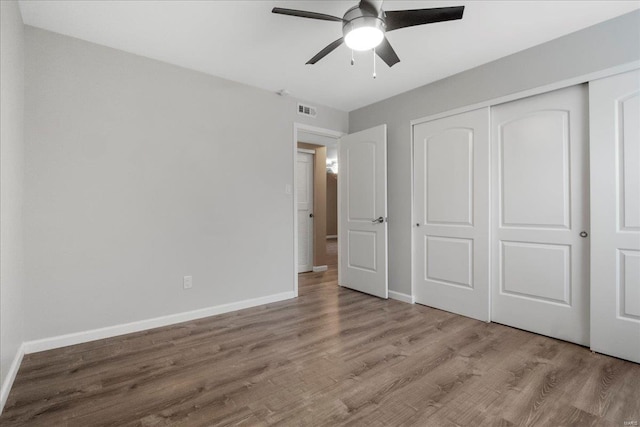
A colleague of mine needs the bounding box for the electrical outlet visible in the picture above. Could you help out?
[183,275,193,289]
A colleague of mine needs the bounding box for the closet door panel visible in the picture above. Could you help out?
[500,110,571,228]
[491,85,589,346]
[590,69,640,363]
[425,129,473,225]
[413,108,490,321]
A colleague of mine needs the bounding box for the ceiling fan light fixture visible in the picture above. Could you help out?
[345,26,384,51]
[343,15,385,51]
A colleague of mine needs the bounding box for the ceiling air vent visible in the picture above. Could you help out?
[297,103,317,118]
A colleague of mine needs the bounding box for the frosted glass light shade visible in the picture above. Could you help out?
[344,26,384,51]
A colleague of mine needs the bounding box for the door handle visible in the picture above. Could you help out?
[580,231,588,238]
[372,216,384,224]
[309,213,314,218]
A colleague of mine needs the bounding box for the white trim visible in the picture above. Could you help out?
[312,265,328,272]
[293,123,345,297]
[410,119,416,307]
[295,123,344,140]
[23,291,295,354]
[297,148,315,155]
[410,61,640,126]
[337,134,343,287]
[0,343,25,414]
[485,106,493,323]
[326,235,337,239]
[389,291,415,304]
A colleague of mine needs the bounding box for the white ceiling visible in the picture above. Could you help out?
[18,0,639,112]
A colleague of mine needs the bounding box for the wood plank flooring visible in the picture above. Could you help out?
[2,240,639,426]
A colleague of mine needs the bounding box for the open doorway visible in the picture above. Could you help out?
[293,124,343,297]
[326,152,338,272]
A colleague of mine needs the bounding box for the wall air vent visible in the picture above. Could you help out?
[297,103,317,118]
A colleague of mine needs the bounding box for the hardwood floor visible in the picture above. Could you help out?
[2,239,639,426]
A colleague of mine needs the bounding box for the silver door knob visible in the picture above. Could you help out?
[372,216,384,224]
[580,231,588,238]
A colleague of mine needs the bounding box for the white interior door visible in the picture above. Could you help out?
[297,150,314,273]
[589,69,640,363]
[413,108,490,321]
[491,85,590,346]
[339,125,388,298]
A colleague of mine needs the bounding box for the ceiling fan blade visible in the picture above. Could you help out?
[376,37,400,67]
[272,7,343,22]
[385,6,464,32]
[306,38,344,64]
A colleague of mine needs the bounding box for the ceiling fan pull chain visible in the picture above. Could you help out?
[372,48,377,79]
[351,49,355,66]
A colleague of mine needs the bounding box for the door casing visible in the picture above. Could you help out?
[292,124,344,297]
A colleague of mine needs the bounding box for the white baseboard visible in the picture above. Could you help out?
[389,290,414,304]
[326,235,337,239]
[1,343,25,414]
[312,265,328,272]
[23,291,296,355]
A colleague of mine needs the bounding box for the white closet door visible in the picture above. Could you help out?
[590,70,640,363]
[491,85,589,346]
[413,108,490,321]
[297,151,314,273]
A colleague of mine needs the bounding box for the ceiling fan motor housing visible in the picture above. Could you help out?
[342,5,387,40]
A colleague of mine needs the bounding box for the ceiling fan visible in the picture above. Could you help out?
[272,0,465,69]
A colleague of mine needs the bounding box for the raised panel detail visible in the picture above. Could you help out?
[296,159,311,204]
[499,111,570,228]
[619,250,640,321]
[347,143,376,221]
[500,241,571,305]
[619,92,640,231]
[425,236,473,288]
[347,230,376,272]
[425,128,473,225]
[297,211,311,266]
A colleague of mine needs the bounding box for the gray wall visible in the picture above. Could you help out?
[24,27,348,341]
[0,0,25,392]
[349,10,640,296]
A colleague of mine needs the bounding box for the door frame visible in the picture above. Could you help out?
[293,123,344,297]
[409,60,640,312]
